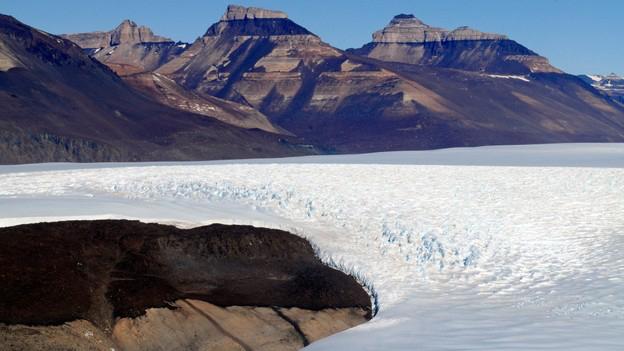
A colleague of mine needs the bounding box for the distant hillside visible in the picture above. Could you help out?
[2,5,624,163]
[0,14,310,164]
[155,5,624,152]
[579,73,624,105]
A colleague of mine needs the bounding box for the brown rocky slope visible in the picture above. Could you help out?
[0,14,311,164]
[156,5,624,153]
[62,19,185,76]
[122,72,288,134]
[0,220,372,350]
[5,6,624,161]
[61,19,287,134]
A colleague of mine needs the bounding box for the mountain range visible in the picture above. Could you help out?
[579,73,624,105]
[1,4,624,163]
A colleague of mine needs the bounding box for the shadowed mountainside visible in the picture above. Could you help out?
[4,5,624,162]
[61,18,288,134]
[0,14,311,164]
[153,6,624,153]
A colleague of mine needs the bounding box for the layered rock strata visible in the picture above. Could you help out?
[157,6,624,153]
[62,19,287,133]
[351,14,560,74]
[371,14,506,43]
[63,20,185,75]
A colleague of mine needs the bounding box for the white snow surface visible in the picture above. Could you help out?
[588,74,603,82]
[1,143,623,350]
[486,74,531,82]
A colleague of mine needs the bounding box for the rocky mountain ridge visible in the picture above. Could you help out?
[579,73,624,104]
[0,14,309,164]
[151,6,624,152]
[61,19,286,133]
[351,14,559,74]
[63,19,172,48]
[221,4,288,20]
[2,5,624,163]
[372,14,507,43]
[62,20,186,76]
[122,71,288,133]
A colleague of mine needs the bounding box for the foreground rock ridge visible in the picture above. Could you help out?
[2,5,624,163]
[0,220,371,350]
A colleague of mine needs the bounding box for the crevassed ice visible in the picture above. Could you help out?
[1,162,623,350]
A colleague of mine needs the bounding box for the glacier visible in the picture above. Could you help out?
[1,143,623,350]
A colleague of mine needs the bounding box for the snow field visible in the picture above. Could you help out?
[1,144,623,350]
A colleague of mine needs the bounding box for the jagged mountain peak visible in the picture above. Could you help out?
[581,73,623,82]
[118,19,136,27]
[373,14,506,43]
[389,14,427,26]
[1,15,308,163]
[204,5,311,37]
[4,11,624,163]
[109,19,171,45]
[61,19,185,75]
[221,4,288,21]
[580,73,624,104]
[606,72,623,80]
[350,13,560,74]
[62,19,172,49]
[393,14,418,19]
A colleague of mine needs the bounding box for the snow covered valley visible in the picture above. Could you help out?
[1,143,623,350]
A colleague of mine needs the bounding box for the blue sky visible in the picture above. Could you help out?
[1,0,622,76]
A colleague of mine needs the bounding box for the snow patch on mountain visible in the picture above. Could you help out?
[487,74,530,82]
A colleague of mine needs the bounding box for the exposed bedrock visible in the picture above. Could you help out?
[350,13,560,74]
[221,4,288,21]
[62,19,184,76]
[0,220,371,350]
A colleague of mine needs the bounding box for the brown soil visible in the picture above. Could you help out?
[0,300,369,351]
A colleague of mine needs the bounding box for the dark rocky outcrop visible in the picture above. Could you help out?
[0,220,371,326]
[0,130,129,163]
[0,220,371,350]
